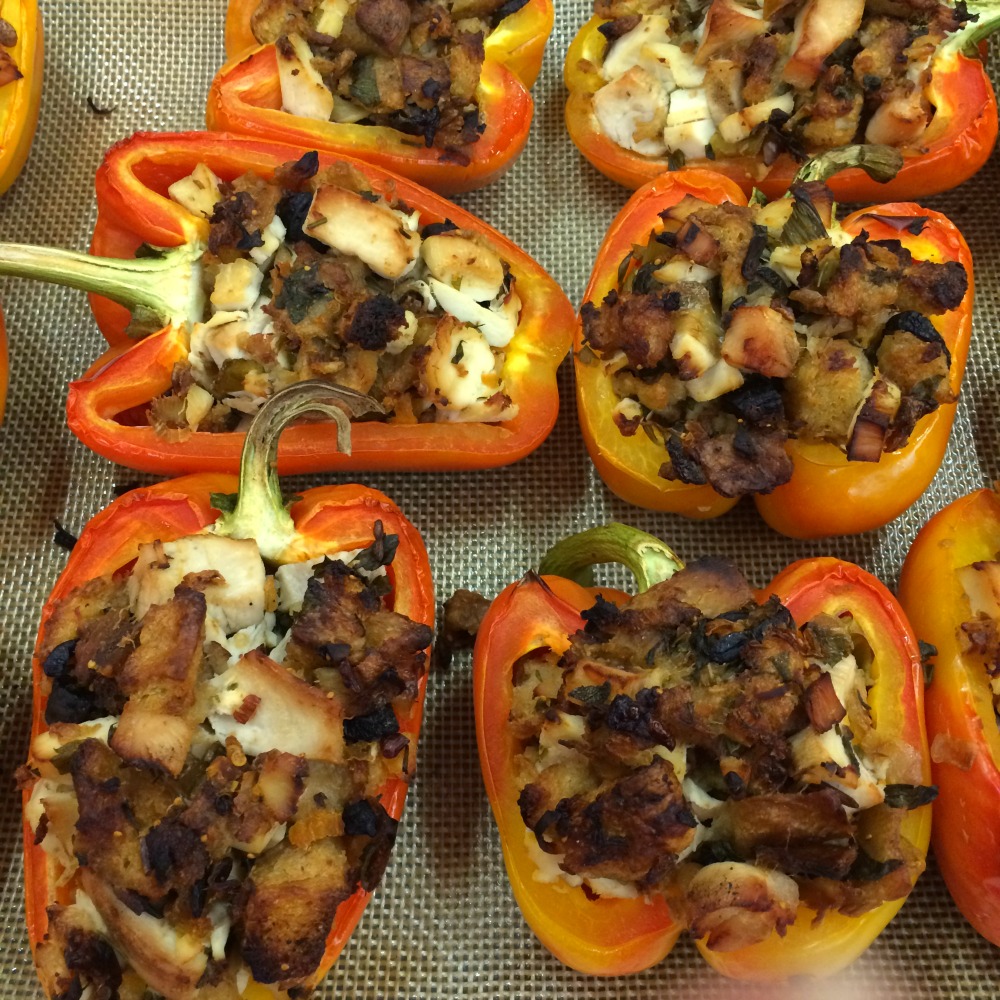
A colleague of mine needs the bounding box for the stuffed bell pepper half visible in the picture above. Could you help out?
[898,485,1000,947]
[0,0,42,196]
[565,0,1000,200]
[0,131,573,474]
[209,0,554,194]
[576,153,972,537]
[473,523,933,978]
[20,380,435,999]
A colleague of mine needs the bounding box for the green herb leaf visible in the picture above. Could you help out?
[569,681,612,706]
[273,266,331,324]
[883,783,938,810]
[350,55,380,107]
[918,639,938,685]
[210,492,239,515]
[780,186,828,245]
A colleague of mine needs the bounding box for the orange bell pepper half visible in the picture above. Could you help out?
[564,7,999,200]
[0,0,42,195]
[898,486,1000,947]
[210,0,553,194]
[473,524,931,979]
[22,382,435,997]
[577,166,973,538]
[0,130,573,475]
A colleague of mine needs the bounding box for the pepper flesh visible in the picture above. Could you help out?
[5,130,572,474]
[209,0,553,194]
[0,0,42,195]
[577,168,973,537]
[474,530,931,978]
[564,9,998,200]
[23,385,436,996]
[898,486,1000,947]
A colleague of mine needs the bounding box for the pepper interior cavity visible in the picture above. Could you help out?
[24,521,432,998]
[580,181,966,498]
[249,0,529,154]
[511,559,932,950]
[589,0,980,170]
[150,151,521,435]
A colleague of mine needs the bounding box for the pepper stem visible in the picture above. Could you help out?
[537,523,684,595]
[211,380,384,561]
[0,241,205,337]
[938,2,1000,60]
[792,145,904,186]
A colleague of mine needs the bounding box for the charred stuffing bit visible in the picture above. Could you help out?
[0,18,17,48]
[435,588,491,670]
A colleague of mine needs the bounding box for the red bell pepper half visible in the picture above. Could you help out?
[577,157,973,538]
[22,381,435,997]
[0,131,573,475]
[898,485,1000,947]
[474,523,932,978]
[209,0,554,194]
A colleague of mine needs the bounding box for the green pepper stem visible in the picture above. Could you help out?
[537,523,684,595]
[211,381,383,561]
[0,241,205,337]
[939,2,1000,60]
[792,145,904,187]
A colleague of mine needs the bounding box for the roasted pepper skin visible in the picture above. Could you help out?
[0,0,43,196]
[473,558,931,978]
[578,169,973,538]
[898,487,1000,947]
[23,474,434,989]
[77,131,573,475]
[565,15,997,200]
[210,0,553,195]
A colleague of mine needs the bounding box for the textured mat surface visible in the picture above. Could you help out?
[1,1,999,996]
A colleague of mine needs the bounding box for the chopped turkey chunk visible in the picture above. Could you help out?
[128,534,266,635]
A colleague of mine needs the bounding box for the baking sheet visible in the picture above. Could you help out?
[1,1,999,995]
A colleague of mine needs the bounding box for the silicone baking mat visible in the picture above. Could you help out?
[0,1,998,996]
